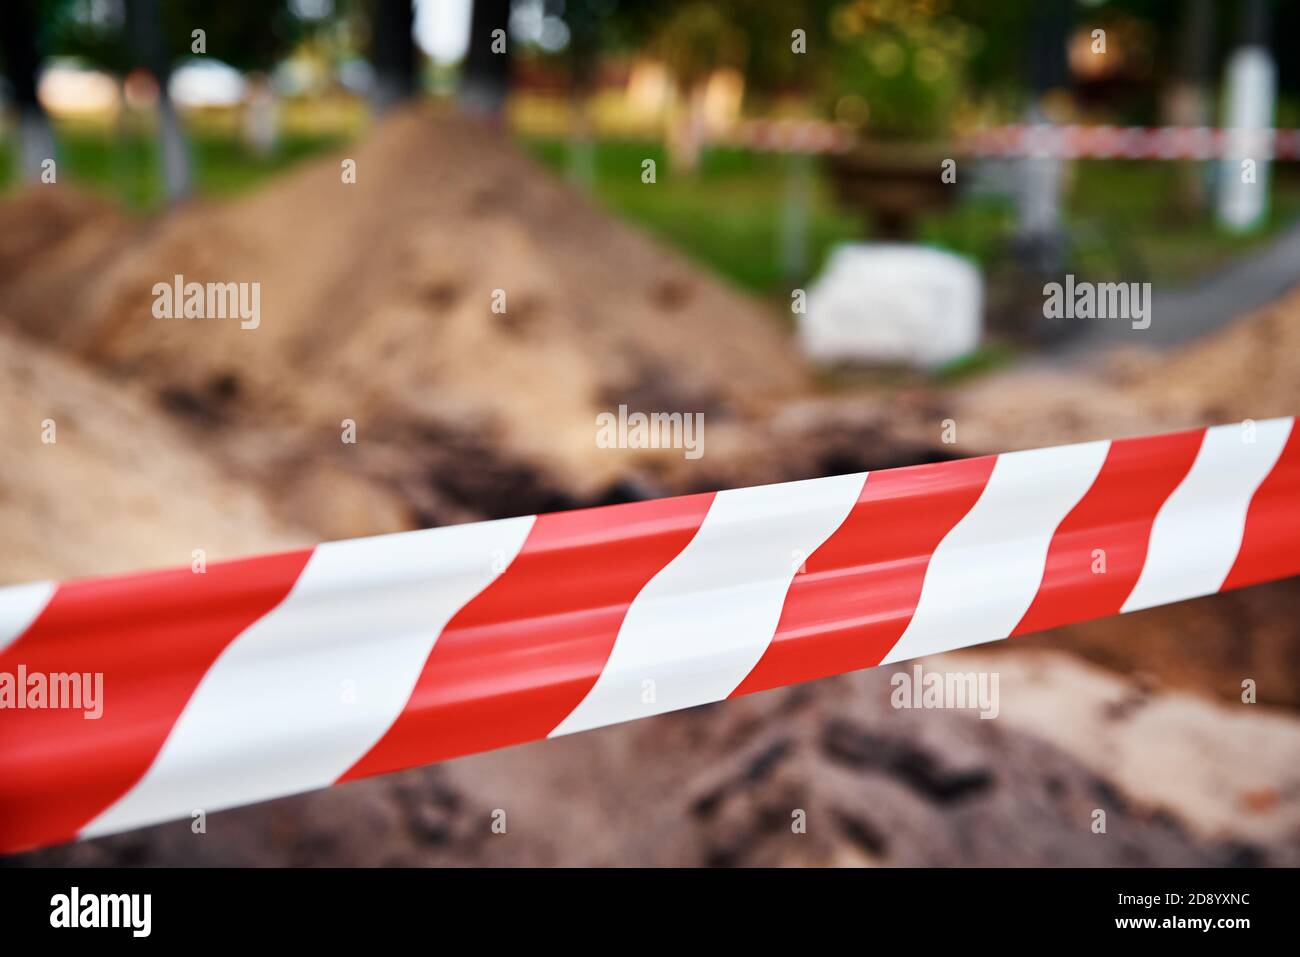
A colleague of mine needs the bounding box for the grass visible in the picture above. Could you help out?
[524,136,1300,294]
[5,118,1298,293]
[1063,160,1300,283]
[933,341,1021,382]
[524,138,863,295]
[0,118,350,211]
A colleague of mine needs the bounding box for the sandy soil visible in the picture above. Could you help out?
[0,325,313,582]
[0,108,805,507]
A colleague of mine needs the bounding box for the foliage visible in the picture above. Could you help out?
[651,2,748,93]
[36,0,316,74]
[825,0,980,139]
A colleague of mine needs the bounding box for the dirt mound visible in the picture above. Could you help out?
[952,649,1300,846]
[0,108,805,500]
[1125,285,1300,423]
[0,187,138,349]
[0,325,312,584]
[951,285,1300,453]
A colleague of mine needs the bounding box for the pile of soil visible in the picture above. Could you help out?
[0,188,138,343]
[0,108,805,519]
[950,284,1300,452]
[0,324,311,582]
[1126,287,1300,424]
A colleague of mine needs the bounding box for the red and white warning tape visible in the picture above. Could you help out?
[963,124,1300,161]
[720,120,1300,159]
[3,418,1299,853]
[727,118,857,154]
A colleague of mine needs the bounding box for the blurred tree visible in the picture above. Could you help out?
[1168,0,1214,214]
[44,0,310,74]
[824,0,979,140]
[711,0,836,102]
[370,0,416,112]
[37,0,314,200]
[653,2,747,171]
[1016,0,1068,255]
[507,0,628,183]
[125,0,191,200]
[557,0,613,186]
[460,0,512,117]
[0,0,56,182]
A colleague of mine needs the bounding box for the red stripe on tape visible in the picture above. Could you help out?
[1013,429,1205,636]
[731,456,995,697]
[0,549,313,854]
[1222,422,1300,591]
[341,494,714,779]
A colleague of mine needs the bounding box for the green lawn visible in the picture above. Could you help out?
[0,120,349,211]
[524,138,863,295]
[524,136,1300,294]
[5,121,1297,293]
[1062,160,1300,283]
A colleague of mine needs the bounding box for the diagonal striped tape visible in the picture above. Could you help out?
[1,418,1297,853]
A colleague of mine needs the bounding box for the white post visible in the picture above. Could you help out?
[1216,13,1275,232]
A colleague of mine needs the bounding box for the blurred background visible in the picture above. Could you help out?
[2,0,1300,866]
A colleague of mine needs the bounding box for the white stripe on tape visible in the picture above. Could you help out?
[550,472,866,737]
[1122,418,1292,613]
[82,516,536,838]
[881,440,1110,664]
[0,581,56,655]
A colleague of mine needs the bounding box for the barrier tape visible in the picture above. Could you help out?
[962,124,1300,161]
[2,418,1299,854]
[727,119,857,154]
[720,120,1300,159]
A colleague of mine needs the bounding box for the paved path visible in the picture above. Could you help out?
[1064,216,1300,353]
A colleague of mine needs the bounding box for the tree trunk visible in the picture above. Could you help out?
[1165,0,1214,215]
[242,74,280,156]
[565,7,601,189]
[667,82,707,174]
[371,0,417,113]
[126,0,191,202]
[459,0,512,118]
[1016,0,1069,256]
[0,0,56,182]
